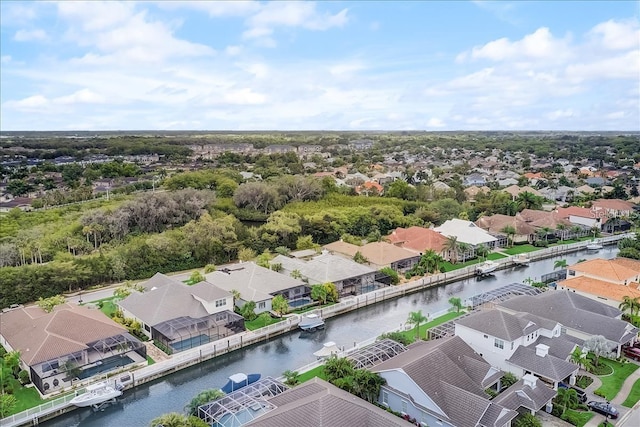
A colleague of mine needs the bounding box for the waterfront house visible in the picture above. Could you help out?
[118,274,243,353]
[243,378,407,427]
[475,214,535,244]
[434,218,498,256]
[386,226,449,259]
[323,240,420,272]
[0,304,146,395]
[272,252,380,297]
[498,290,637,357]
[206,262,309,313]
[370,336,517,427]
[559,258,640,307]
[455,310,580,389]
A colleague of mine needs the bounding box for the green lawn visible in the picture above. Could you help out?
[595,358,639,401]
[400,311,465,341]
[439,258,482,272]
[7,382,63,416]
[563,409,594,427]
[244,316,284,331]
[291,302,335,315]
[85,296,119,317]
[503,245,539,255]
[487,253,507,260]
[146,356,156,366]
[622,377,640,408]
[298,365,327,383]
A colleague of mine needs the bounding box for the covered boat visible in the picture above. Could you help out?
[299,313,325,331]
[221,373,261,394]
[586,239,603,250]
[313,342,341,359]
[512,254,530,266]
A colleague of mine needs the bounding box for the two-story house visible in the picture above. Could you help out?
[371,336,518,427]
[455,310,580,389]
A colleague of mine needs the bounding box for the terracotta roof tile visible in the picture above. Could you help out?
[559,276,640,302]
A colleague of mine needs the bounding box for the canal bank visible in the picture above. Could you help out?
[6,239,625,427]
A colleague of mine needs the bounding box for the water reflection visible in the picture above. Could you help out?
[42,247,619,427]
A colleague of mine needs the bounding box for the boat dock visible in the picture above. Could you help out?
[2,233,632,427]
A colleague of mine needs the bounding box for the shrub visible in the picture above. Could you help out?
[379,267,399,285]
[18,370,30,385]
[378,332,414,345]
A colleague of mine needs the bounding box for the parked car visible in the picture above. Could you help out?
[587,401,619,419]
[558,383,587,403]
[623,346,640,361]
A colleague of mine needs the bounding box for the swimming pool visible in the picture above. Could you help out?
[288,298,312,308]
[170,334,211,352]
[78,355,134,379]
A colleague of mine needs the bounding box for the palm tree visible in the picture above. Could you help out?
[449,297,463,313]
[619,296,640,318]
[571,225,583,239]
[420,250,443,274]
[350,369,387,403]
[184,389,225,416]
[554,259,568,270]
[501,225,516,248]
[323,356,355,383]
[517,191,542,210]
[476,244,489,261]
[443,235,460,264]
[458,242,472,262]
[407,310,428,340]
[150,413,208,427]
[556,223,567,241]
[555,388,579,417]
[282,370,300,387]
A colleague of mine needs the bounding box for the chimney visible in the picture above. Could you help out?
[523,374,537,389]
[535,344,549,357]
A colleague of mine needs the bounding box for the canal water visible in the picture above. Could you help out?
[42,246,619,427]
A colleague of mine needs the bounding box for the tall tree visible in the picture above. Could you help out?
[443,235,460,264]
[271,295,289,318]
[448,297,463,313]
[501,225,516,248]
[184,389,225,416]
[407,310,428,340]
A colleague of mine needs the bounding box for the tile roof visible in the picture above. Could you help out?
[536,335,580,360]
[245,378,407,427]
[207,262,305,302]
[386,226,448,254]
[506,346,578,382]
[517,209,572,229]
[499,291,635,344]
[592,198,635,212]
[324,241,418,267]
[372,336,513,427]
[475,214,536,236]
[560,276,640,303]
[0,304,127,366]
[568,258,640,282]
[503,185,543,198]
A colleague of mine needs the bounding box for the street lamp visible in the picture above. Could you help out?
[78,289,83,304]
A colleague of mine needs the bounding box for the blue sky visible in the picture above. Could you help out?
[1,1,638,131]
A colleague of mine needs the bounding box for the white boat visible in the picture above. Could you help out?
[512,254,530,266]
[299,313,325,331]
[586,239,603,250]
[313,341,340,359]
[70,381,122,408]
[476,260,498,275]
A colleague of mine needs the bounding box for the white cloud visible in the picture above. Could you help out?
[223,88,267,105]
[589,19,640,50]
[427,118,445,128]
[1,55,11,64]
[54,89,105,105]
[225,45,243,56]
[547,109,575,120]
[5,95,49,110]
[14,29,48,42]
[465,27,571,62]
[243,2,348,40]
[157,1,260,17]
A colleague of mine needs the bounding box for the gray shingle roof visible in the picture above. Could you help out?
[506,346,578,382]
[499,290,636,344]
[118,280,231,327]
[371,336,512,427]
[494,379,557,412]
[456,310,554,341]
[536,336,579,360]
[245,378,407,427]
[206,262,305,302]
[272,253,376,284]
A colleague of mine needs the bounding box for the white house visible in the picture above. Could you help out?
[435,218,499,254]
[371,336,518,427]
[455,310,580,389]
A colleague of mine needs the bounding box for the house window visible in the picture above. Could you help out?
[215,299,227,307]
[494,338,504,349]
[511,342,514,350]
[294,288,301,294]
[144,324,151,332]
[258,301,266,309]
[382,390,388,405]
[483,334,488,339]
[401,400,408,414]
